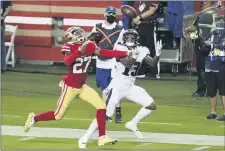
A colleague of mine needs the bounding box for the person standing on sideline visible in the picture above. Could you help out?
[132,1,160,78]
[121,1,132,30]
[203,17,225,121]
[90,6,123,123]
[185,1,214,97]
[1,1,12,74]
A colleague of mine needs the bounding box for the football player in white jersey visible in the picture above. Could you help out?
[106,29,162,139]
[78,29,162,149]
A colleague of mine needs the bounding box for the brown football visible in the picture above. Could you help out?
[121,5,137,19]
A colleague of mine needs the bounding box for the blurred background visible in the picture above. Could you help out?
[4,1,224,76]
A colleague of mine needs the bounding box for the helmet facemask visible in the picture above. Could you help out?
[124,34,136,47]
[65,27,86,44]
[123,30,139,48]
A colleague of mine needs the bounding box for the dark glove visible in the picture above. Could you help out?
[87,31,102,45]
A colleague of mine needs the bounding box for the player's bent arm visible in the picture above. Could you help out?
[63,51,82,66]
[94,47,128,58]
[143,55,159,67]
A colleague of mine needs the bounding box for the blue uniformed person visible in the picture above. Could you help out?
[90,6,123,123]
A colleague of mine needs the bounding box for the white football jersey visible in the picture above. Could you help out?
[110,44,150,88]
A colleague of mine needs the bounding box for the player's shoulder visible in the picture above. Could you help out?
[137,46,150,55]
[114,44,127,52]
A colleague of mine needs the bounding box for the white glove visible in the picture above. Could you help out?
[155,40,162,57]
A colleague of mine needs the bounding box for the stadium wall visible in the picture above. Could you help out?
[5,1,224,65]
[5,1,123,63]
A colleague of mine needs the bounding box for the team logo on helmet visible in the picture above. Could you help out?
[65,27,86,44]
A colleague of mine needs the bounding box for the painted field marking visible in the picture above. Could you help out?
[2,125,224,146]
[136,143,152,147]
[192,146,210,150]
[19,137,36,141]
[2,114,182,126]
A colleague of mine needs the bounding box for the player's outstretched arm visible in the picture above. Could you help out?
[61,44,82,66]
[143,55,159,67]
[94,47,131,58]
[78,40,133,58]
[63,51,82,66]
[143,40,162,67]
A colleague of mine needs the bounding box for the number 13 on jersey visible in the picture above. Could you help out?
[122,62,141,76]
[73,56,92,73]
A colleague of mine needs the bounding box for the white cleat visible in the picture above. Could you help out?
[125,121,143,139]
[78,137,87,149]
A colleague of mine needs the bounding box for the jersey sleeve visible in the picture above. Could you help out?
[142,46,150,56]
[61,43,72,54]
[113,44,127,52]
[138,46,150,61]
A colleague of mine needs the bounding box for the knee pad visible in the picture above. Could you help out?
[146,103,157,110]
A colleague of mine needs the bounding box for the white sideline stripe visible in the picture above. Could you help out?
[2,114,182,126]
[136,143,152,147]
[5,16,52,25]
[2,125,224,146]
[64,19,123,27]
[192,146,210,150]
[220,126,225,128]
[19,136,36,141]
[5,16,123,27]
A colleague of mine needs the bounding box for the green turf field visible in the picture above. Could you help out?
[1,66,225,150]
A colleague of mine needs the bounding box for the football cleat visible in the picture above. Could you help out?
[78,137,87,149]
[98,135,117,146]
[24,112,35,133]
[125,121,143,139]
[115,114,123,123]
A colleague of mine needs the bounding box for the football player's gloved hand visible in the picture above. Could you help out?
[156,40,162,57]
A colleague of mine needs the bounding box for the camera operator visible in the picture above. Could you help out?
[185,1,214,97]
[202,17,225,121]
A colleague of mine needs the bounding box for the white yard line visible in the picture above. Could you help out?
[2,114,182,126]
[136,143,152,147]
[220,126,225,128]
[2,125,224,146]
[19,137,36,141]
[192,146,211,150]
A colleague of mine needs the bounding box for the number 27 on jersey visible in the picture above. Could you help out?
[73,56,92,74]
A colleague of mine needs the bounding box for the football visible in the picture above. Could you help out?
[120,56,136,68]
[121,5,137,19]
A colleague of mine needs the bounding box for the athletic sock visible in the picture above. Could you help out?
[82,118,98,142]
[131,107,153,125]
[96,109,106,137]
[211,112,217,115]
[34,111,56,122]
